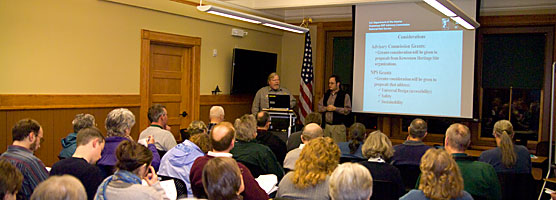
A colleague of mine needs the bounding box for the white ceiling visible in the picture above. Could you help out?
[207,0,556,22]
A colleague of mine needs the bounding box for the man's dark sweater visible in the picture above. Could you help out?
[391,140,431,166]
[50,157,103,200]
[256,129,287,165]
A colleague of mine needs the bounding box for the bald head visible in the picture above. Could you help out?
[210,122,235,152]
[301,123,323,143]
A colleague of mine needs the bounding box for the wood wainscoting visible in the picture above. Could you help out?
[199,95,254,125]
[0,95,141,167]
[0,94,294,166]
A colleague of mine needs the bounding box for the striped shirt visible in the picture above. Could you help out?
[1,145,49,200]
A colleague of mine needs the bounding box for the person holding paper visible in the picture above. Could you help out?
[251,72,296,114]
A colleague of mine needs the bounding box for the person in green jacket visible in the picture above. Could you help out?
[444,123,502,200]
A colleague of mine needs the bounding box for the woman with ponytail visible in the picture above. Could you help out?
[400,148,472,200]
[337,123,366,161]
[479,120,532,173]
[95,140,169,200]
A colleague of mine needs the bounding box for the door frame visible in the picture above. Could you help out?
[140,29,201,131]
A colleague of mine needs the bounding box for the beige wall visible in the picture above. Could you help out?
[279,25,318,96]
[0,0,304,95]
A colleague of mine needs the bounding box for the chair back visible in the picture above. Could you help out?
[497,172,535,200]
[370,180,399,200]
[394,164,421,191]
[238,161,264,178]
[159,175,188,199]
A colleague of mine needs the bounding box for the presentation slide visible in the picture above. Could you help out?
[352,0,476,118]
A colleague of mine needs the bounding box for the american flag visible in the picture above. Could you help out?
[299,31,314,123]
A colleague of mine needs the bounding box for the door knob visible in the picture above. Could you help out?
[180,111,188,117]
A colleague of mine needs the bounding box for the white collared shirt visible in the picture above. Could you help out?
[207,151,233,158]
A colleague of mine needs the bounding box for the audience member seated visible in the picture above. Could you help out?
[0,159,23,200]
[31,175,87,200]
[287,112,322,152]
[181,120,208,141]
[95,140,169,200]
[276,137,340,200]
[189,122,269,200]
[338,123,366,162]
[139,104,177,157]
[58,113,95,159]
[441,123,501,200]
[359,130,405,200]
[202,157,244,200]
[97,108,160,178]
[0,119,48,200]
[158,120,211,196]
[329,162,373,200]
[392,118,431,166]
[230,114,284,180]
[283,123,324,171]
[479,120,532,173]
[50,127,105,200]
[401,148,473,200]
[207,106,224,134]
[255,111,287,164]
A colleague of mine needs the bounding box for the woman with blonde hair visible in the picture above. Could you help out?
[276,137,340,200]
[359,130,404,199]
[479,120,531,173]
[401,148,473,200]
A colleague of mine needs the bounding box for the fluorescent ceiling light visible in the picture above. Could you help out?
[423,0,480,29]
[197,5,309,34]
[263,23,304,34]
[424,0,456,17]
[451,16,474,29]
[207,11,261,24]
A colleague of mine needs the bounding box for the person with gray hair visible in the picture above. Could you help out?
[441,123,501,200]
[329,163,373,200]
[31,175,87,200]
[251,72,296,114]
[208,106,224,133]
[283,123,323,170]
[97,108,160,178]
[230,114,284,180]
[359,130,404,199]
[391,118,432,166]
[139,104,177,154]
[58,113,96,159]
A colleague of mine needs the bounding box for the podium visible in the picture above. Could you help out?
[263,108,296,139]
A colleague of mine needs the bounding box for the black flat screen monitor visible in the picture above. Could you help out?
[231,48,278,94]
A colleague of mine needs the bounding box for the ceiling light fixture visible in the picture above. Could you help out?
[197,5,309,34]
[423,0,480,29]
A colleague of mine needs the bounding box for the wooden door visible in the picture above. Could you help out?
[140,30,201,141]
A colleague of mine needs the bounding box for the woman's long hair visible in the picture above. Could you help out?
[419,149,464,200]
[293,137,340,189]
[493,120,516,168]
[348,123,366,154]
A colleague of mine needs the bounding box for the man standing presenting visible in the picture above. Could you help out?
[139,104,177,154]
[0,119,48,200]
[252,72,296,114]
[318,75,351,143]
